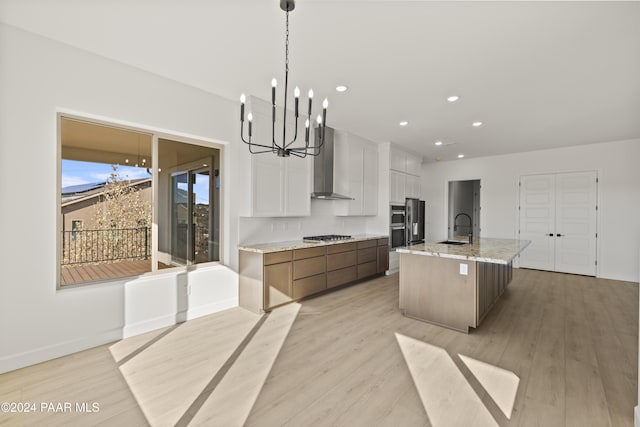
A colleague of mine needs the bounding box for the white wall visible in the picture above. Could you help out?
[0,24,246,373]
[422,139,640,282]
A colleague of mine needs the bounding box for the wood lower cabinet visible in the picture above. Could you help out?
[477,261,513,323]
[377,245,389,273]
[327,266,357,289]
[293,273,326,299]
[357,261,377,279]
[293,247,327,299]
[327,242,358,288]
[239,237,389,313]
[264,262,292,308]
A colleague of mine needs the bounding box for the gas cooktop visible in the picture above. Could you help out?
[303,234,352,242]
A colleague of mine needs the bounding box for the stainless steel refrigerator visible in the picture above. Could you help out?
[405,198,425,244]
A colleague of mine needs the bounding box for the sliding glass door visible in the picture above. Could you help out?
[170,166,214,266]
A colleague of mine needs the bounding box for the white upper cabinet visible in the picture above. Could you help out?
[334,131,379,216]
[389,144,422,203]
[283,154,312,216]
[405,174,421,199]
[391,146,422,176]
[390,148,407,172]
[390,170,406,204]
[251,153,285,216]
[406,154,422,176]
[245,96,311,217]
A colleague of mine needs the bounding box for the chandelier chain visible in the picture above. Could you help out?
[285,11,289,73]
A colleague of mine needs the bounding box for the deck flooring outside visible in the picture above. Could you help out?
[2,269,637,426]
[60,260,170,286]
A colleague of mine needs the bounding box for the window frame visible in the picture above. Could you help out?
[56,112,225,290]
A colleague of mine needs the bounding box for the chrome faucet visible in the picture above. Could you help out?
[454,212,473,244]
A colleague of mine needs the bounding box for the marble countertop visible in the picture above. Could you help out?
[396,237,530,265]
[238,234,389,254]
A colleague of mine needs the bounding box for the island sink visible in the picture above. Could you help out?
[438,240,467,245]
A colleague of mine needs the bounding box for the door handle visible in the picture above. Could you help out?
[556,233,563,237]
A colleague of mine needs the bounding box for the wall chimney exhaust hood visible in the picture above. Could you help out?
[311,127,354,200]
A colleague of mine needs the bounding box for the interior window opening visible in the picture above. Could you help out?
[59,117,221,287]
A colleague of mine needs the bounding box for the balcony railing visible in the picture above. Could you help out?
[61,227,150,265]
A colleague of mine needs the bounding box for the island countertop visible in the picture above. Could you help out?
[396,237,530,264]
[238,234,388,254]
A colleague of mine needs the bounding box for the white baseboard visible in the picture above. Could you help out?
[1,297,239,374]
[0,328,123,374]
[186,297,238,321]
[123,313,180,338]
[635,405,640,427]
[122,297,238,337]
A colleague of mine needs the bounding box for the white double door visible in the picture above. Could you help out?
[518,171,597,276]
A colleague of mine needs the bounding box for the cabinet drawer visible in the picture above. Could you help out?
[357,240,376,249]
[294,246,326,260]
[377,237,389,246]
[327,266,357,289]
[293,274,326,299]
[357,260,377,279]
[327,242,357,254]
[327,251,356,271]
[264,250,293,265]
[293,256,326,280]
[357,247,377,264]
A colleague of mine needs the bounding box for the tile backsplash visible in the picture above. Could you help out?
[238,200,368,244]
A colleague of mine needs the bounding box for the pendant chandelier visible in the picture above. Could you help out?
[240,0,328,158]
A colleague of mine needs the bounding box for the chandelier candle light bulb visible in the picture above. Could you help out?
[240,93,246,121]
[248,112,253,137]
[294,86,300,117]
[305,118,310,143]
[322,98,328,126]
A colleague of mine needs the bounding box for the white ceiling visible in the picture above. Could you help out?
[1,0,639,162]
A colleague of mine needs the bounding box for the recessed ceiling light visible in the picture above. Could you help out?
[458,154,465,158]
[434,141,443,146]
[447,95,460,103]
[472,121,483,127]
[399,121,409,126]
[335,85,348,92]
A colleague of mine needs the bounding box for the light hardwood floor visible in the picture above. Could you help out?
[0,269,637,426]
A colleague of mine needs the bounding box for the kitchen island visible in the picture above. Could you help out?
[397,238,530,333]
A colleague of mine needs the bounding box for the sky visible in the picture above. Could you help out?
[62,160,210,204]
[61,160,151,189]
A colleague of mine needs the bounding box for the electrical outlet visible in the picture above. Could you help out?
[459,263,468,275]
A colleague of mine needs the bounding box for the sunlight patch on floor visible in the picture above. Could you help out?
[187,302,301,426]
[459,354,519,419]
[395,333,499,427]
[112,308,262,426]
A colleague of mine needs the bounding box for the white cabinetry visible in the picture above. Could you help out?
[245,96,311,217]
[390,170,406,204]
[334,131,378,216]
[390,149,407,172]
[251,148,311,217]
[389,145,422,203]
[406,154,422,176]
[405,174,421,199]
